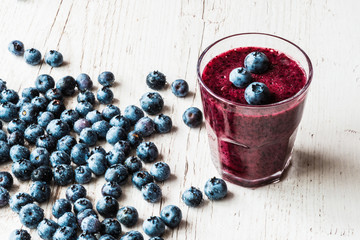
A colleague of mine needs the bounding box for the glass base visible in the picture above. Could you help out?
[220,155,292,188]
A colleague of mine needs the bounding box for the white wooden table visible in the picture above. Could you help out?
[0,0,359,239]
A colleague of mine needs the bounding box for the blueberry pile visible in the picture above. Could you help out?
[1,39,229,239]
[229,51,272,105]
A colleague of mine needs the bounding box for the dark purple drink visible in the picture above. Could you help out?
[197,33,313,188]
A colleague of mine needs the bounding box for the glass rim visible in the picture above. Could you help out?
[196,32,313,108]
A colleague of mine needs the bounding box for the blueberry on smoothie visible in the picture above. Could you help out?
[182,107,203,128]
[229,67,253,88]
[244,51,270,74]
[146,71,166,90]
[244,82,271,105]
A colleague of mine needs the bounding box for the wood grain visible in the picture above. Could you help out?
[0,0,360,239]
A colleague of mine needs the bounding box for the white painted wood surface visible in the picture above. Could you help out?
[0,0,359,239]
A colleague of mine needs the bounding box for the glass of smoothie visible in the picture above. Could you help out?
[197,33,313,188]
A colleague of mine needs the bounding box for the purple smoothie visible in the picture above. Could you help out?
[200,46,308,187]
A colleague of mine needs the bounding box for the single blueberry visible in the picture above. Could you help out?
[0,186,10,207]
[53,164,74,186]
[8,131,25,146]
[100,218,122,238]
[124,156,142,174]
[131,170,153,190]
[120,231,144,240]
[76,73,93,91]
[57,135,77,154]
[45,50,63,67]
[150,162,170,182]
[31,96,48,111]
[182,186,203,207]
[35,74,55,93]
[19,203,44,229]
[58,212,78,230]
[134,117,155,137]
[47,99,66,118]
[1,89,19,104]
[37,218,59,240]
[66,184,87,203]
[96,196,119,218]
[106,149,126,166]
[24,48,42,65]
[0,140,10,163]
[98,71,115,87]
[142,216,165,237]
[229,67,253,88]
[154,114,172,133]
[102,104,120,121]
[74,118,91,134]
[9,229,31,240]
[74,198,93,214]
[160,205,182,228]
[101,181,122,199]
[45,88,63,101]
[0,102,18,122]
[0,129,7,142]
[92,120,111,139]
[10,144,30,162]
[8,40,24,56]
[86,110,103,124]
[30,148,50,167]
[171,79,189,97]
[117,206,138,227]
[31,166,53,183]
[56,76,76,96]
[182,107,203,128]
[52,226,77,240]
[36,134,57,151]
[60,109,80,127]
[123,105,144,125]
[146,71,166,90]
[50,150,71,167]
[22,87,40,99]
[71,143,89,165]
[244,51,270,74]
[105,164,128,185]
[244,82,271,105]
[88,152,107,176]
[9,192,34,214]
[204,177,228,200]
[81,215,101,234]
[90,146,107,156]
[141,182,162,203]
[127,130,143,148]
[106,126,127,145]
[139,92,164,115]
[30,181,51,203]
[109,115,131,132]
[24,124,44,144]
[77,209,98,226]
[75,165,92,184]
[0,171,13,190]
[76,101,94,117]
[136,142,158,163]
[113,140,131,156]
[77,90,96,104]
[37,111,55,128]
[97,87,114,104]
[79,128,98,146]
[46,119,70,140]
[12,159,35,181]
[52,198,72,219]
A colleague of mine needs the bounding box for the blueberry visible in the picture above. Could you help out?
[204,177,228,200]
[160,205,182,228]
[86,110,103,124]
[9,192,34,213]
[1,89,19,104]
[29,181,51,203]
[142,216,165,237]
[124,156,142,174]
[149,237,164,240]
[45,50,63,67]
[81,215,101,234]
[78,233,97,240]
[116,206,138,227]
[58,212,78,229]
[77,209,98,226]
[57,135,77,154]
[0,186,10,207]
[0,140,10,163]
[53,226,77,240]
[182,107,203,128]
[106,149,126,166]
[182,186,203,207]
[98,71,115,87]
[35,74,55,93]
[19,203,44,228]
[141,182,162,203]
[37,218,59,240]
[100,218,122,238]
[50,151,71,167]
[66,184,87,203]
[60,109,80,127]
[150,162,170,182]
[120,231,144,240]
[139,92,164,115]
[244,82,271,105]
[36,134,57,151]
[79,128,98,146]
[71,143,89,165]
[9,229,31,240]
[0,171,13,190]
[47,99,66,117]
[75,165,92,184]
[45,88,63,101]
[53,164,74,186]
[76,73,93,91]
[76,101,94,117]
[134,117,155,137]
[12,159,35,181]
[0,102,18,122]
[46,119,70,140]
[105,164,128,185]
[97,87,114,104]
[113,140,131,156]
[16,97,32,110]
[8,131,24,146]
[99,235,116,240]
[0,129,7,142]
[136,142,158,163]
[102,181,122,199]
[37,111,55,128]
[123,105,144,125]
[171,79,189,97]
[89,146,107,156]
[77,90,95,104]
[229,67,253,88]
[30,148,50,167]
[10,144,30,162]
[146,71,166,90]
[22,87,40,99]
[109,115,131,132]
[8,40,24,56]
[96,196,119,218]
[31,166,53,183]
[102,105,119,121]
[24,48,42,65]
[92,120,111,139]
[24,124,44,143]
[106,126,127,145]
[31,96,48,111]
[74,198,93,214]
[154,114,172,133]
[132,170,153,190]
[127,130,143,148]
[88,153,107,176]
[74,118,91,134]
[244,51,270,74]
